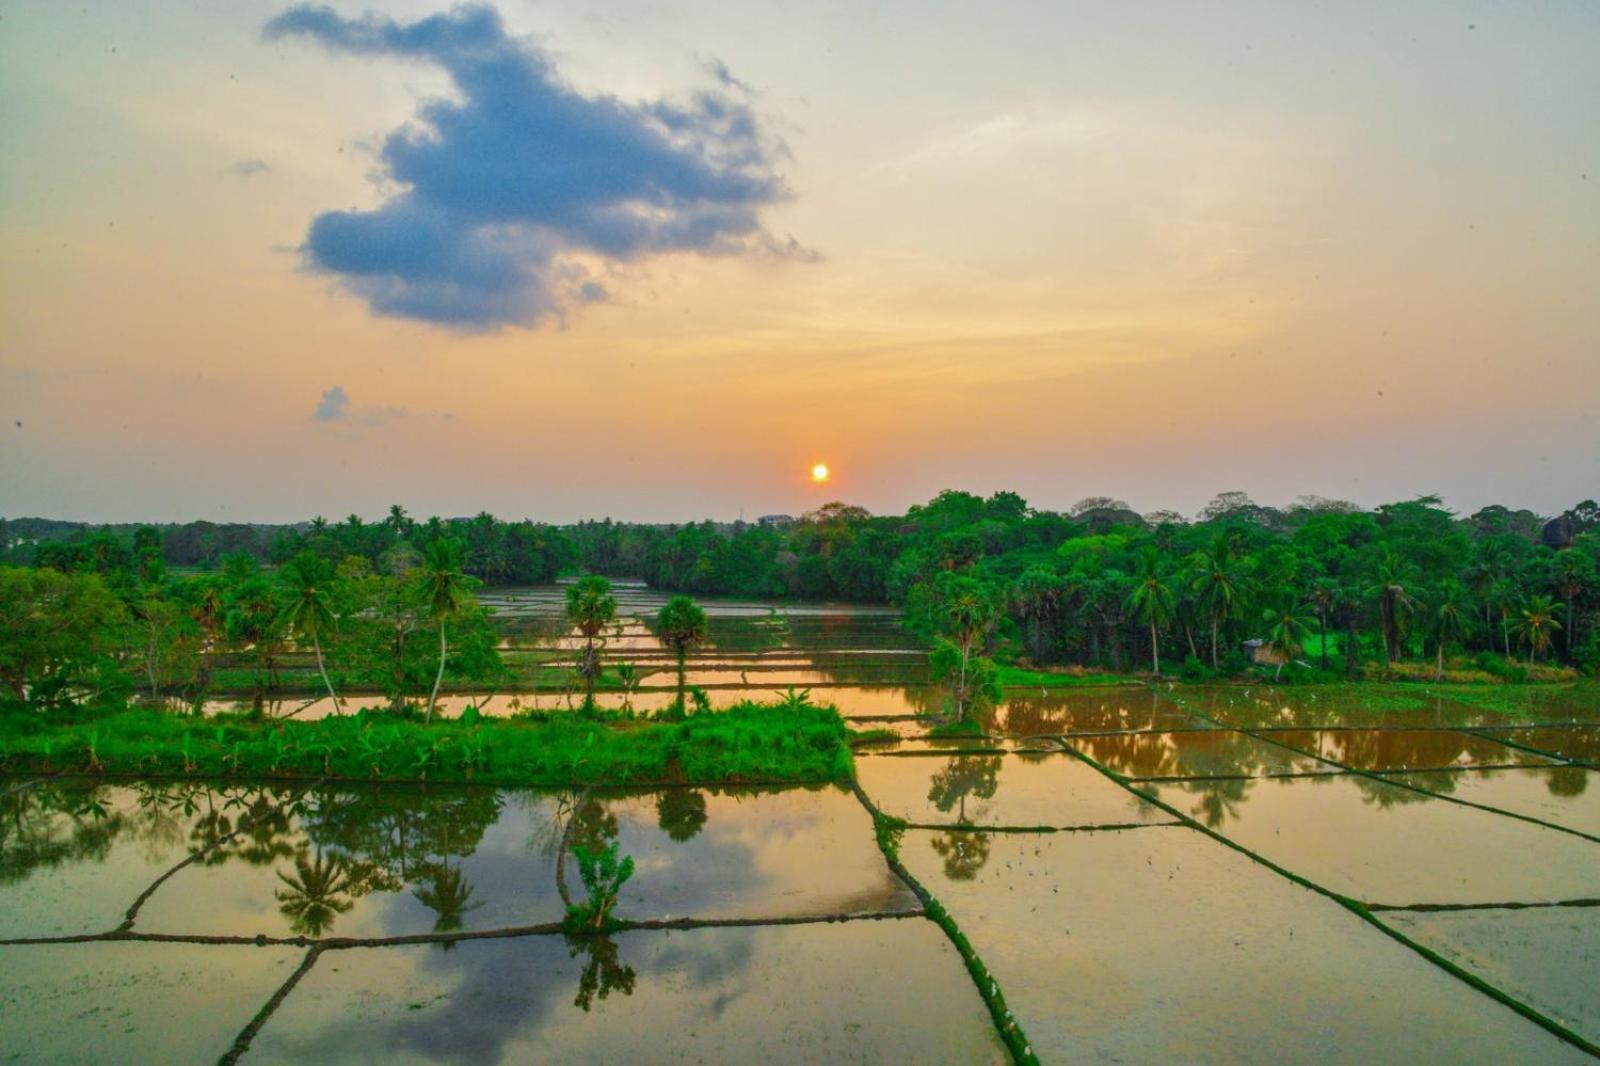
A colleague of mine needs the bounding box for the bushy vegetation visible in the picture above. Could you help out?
[5,490,1598,704]
[0,700,854,786]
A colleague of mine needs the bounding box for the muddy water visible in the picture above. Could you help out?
[1070,729,1340,779]
[123,785,914,939]
[1380,907,1600,1045]
[0,941,302,1061]
[1381,766,1600,836]
[857,753,1168,828]
[1266,729,1554,771]
[1150,774,1600,905]
[1486,725,1600,764]
[899,826,1588,1063]
[978,686,1200,735]
[247,920,1006,1064]
[0,780,299,937]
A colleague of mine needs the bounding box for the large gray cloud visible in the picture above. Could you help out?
[264,4,796,330]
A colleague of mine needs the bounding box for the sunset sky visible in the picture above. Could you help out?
[2,1,1596,523]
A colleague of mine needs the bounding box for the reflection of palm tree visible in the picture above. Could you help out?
[275,848,354,936]
[930,829,992,880]
[566,934,637,1011]
[1182,778,1252,828]
[413,862,481,935]
[927,756,1001,824]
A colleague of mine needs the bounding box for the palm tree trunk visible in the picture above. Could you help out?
[1150,621,1160,675]
[1435,644,1444,682]
[428,622,447,723]
[1318,614,1328,672]
[313,634,338,710]
[1210,615,1219,669]
[956,646,969,722]
[676,649,686,712]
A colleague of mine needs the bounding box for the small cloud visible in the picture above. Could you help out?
[312,385,455,434]
[229,158,273,177]
[263,4,800,331]
[312,385,350,422]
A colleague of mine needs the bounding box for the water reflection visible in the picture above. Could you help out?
[856,753,1165,829]
[1271,729,1551,771]
[926,755,1002,823]
[1073,729,1334,779]
[3,780,910,940]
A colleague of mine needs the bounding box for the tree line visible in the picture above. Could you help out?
[5,491,1598,708]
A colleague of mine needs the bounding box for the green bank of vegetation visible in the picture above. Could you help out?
[0,698,853,787]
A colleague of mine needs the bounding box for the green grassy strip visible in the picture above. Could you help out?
[219,945,324,1065]
[1059,738,1600,1059]
[0,702,854,788]
[850,781,1038,1065]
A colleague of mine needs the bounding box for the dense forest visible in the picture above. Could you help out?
[3,491,1598,711]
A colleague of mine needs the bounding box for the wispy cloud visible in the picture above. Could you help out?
[228,158,273,177]
[264,4,801,330]
[312,385,455,433]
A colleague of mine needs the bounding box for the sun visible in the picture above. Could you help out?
[810,463,830,483]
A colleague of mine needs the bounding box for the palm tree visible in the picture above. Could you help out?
[1127,553,1175,675]
[1551,549,1594,659]
[1484,577,1517,658]
[1009,567,1063,663]
[565,576,617,707]
[655,596,708,711]
[416,539,473,723]
[938,577,1000,720]
[1366,552,1420,664]
[1430,582,1471,681]
[1189,536,1244,669]
[277,552,340,709]
[1261,601,1314,680]
[1512,596,1562,663]
[1306,578,1338,672]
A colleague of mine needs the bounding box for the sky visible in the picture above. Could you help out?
[1,1,1597,524]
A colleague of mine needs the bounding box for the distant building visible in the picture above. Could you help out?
[757,514,795,529]
[1241,639,1286,665]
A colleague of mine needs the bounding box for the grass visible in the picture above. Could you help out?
[0,700,855,787]
[996,665,1129,688]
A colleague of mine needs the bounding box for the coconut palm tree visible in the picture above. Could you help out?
[1261,601,1313,680]
[1127,552,1175,675]
[416,539,473,723]
[1366,552,1420,664]
[1430,582,1471,681]
[1551,549,1594,659]
[655,596,708,712]
[277,552,340,709]
[1513,596,1563,663]
[1189,536,1245,669]
[565,576,617,708]
[938,576,1001,719]
[1306,578,1338,672]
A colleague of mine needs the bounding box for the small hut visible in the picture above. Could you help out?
[1241,639,1286,666]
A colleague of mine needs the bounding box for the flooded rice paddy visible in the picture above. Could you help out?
[7,586,1600,1060]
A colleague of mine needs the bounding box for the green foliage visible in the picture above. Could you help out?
[564,840,636,932]
[0,699,854,786]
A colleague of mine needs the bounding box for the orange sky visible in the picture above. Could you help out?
[2,2,1597,522]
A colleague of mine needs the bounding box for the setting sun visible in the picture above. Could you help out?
[810,463,830,483]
